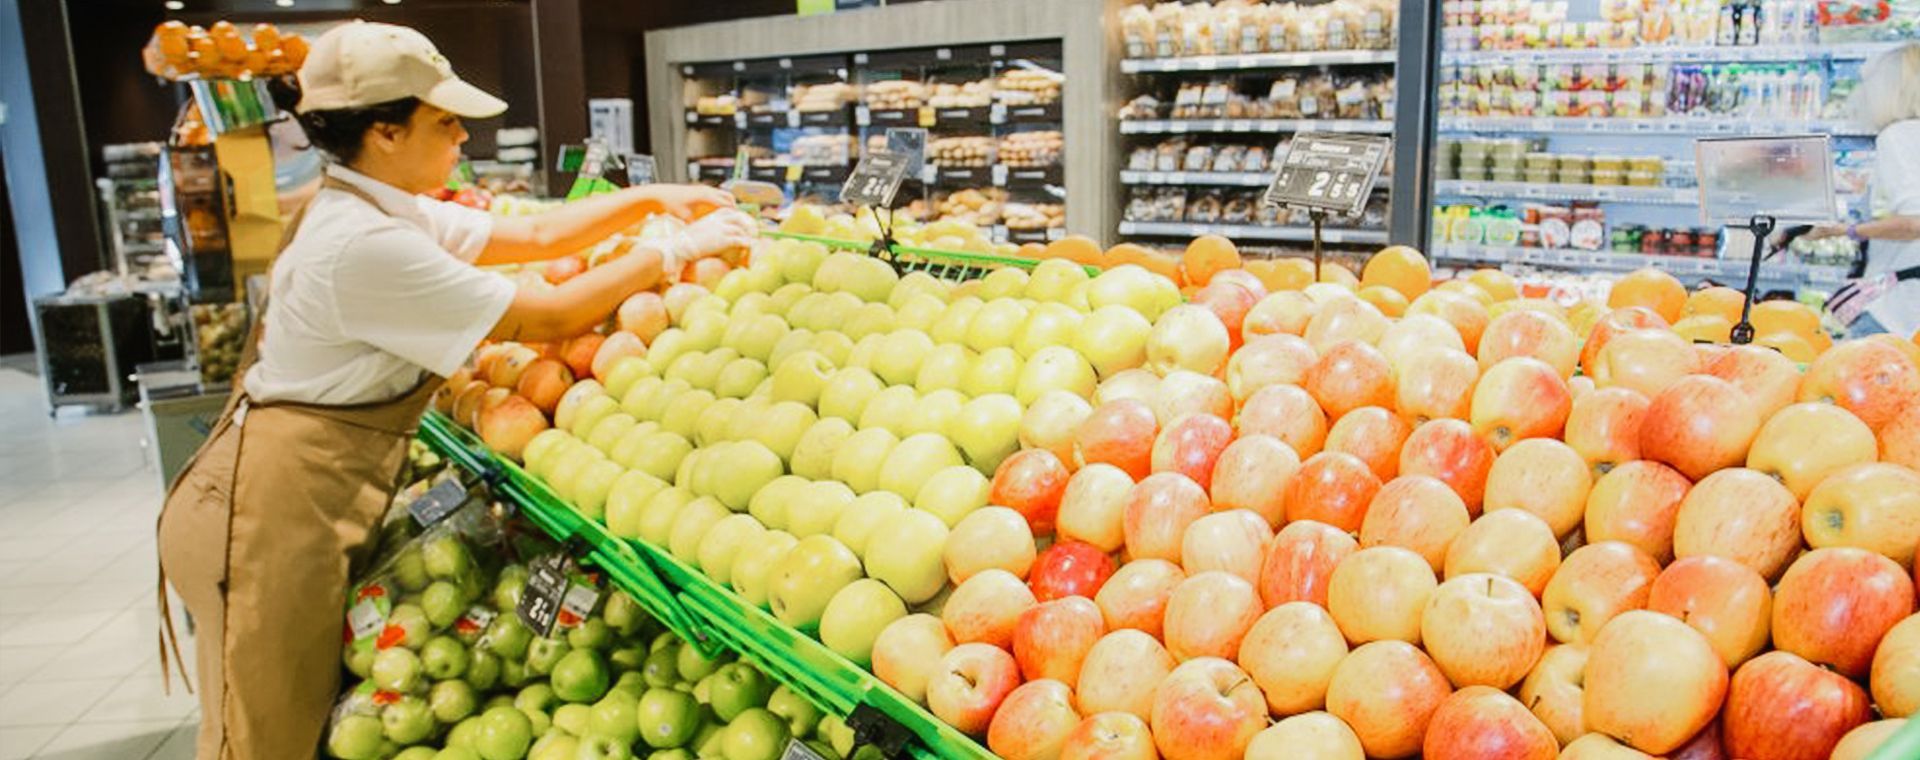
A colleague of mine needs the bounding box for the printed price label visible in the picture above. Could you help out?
[885,128,928,176]
[517,553,572,637]
[348,596,388,642]
[1263,132,1391,217]
[625,154,657,186]
[780,739,829,760]
[407,479,468,528]
[841,151,911,208]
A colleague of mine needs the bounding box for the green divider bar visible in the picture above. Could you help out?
[761,229,1102,277]
[1867,716,1920,760]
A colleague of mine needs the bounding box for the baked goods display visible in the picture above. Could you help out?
[927,79,995,108]
[935,188,1004,226]
[1125,73,1396,121]
[1121,0,1399,58]
[1003,201,1066,231]
[996,67,1065,105]
[791,82,859,112]
[864,80,928,110]
[998,131,1064,168]
[929,136,995,167]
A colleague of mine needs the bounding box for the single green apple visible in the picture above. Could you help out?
[706,663,773,721]
[720,708,791,760]
[431,679,479,724]
[381,696,436,745]
[526,637,572,676]
[638,688,701,749]
[372,647,425,693]
[730,531,800,607]
[551,649,612,704]
[471,706,534,760]
[327,714,385,760]
[421,636,470,681]
[766,536,863,630]
[818,579,908,667]
[861,509,949,605]
[587,689,641,746]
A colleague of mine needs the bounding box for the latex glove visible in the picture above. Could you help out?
[660,209,757,278]
[635,184,738,220]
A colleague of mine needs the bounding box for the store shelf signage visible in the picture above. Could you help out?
[625,154,656,186]
[885,127,928,175]
[1695,135,1838,225]
[1264,132,1390,217]
[518,553,573,636]
[842,150,911,208]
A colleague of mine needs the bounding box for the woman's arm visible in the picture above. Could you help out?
[477,184,737,266]
[1806,215,1920,242]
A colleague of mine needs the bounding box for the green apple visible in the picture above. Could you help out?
[767,535,864,630]
[586,413,640,456]
[862,510,950,605]
[817,368,884,423]
[570,459,627,521]
[713,358,769,400]
[472,706,534,760]
[604,356,654,400]
[1015,345,1098,405]
[770,351,835,407]
[752,401,818,463]
[611,648,649,674]
[694,398,743,447]
[819,579,908,666]
[668,497,732,564]
[765,686,821,738]
[813,252,899,303]
[816,715,855,758]
[808,332,855,367]
[568,618,612,652]
[423,536,473,582]
[637,487,695,547]
[421,636,470,680]
[501,658,533,688]
[903,389,965,438]
[373,647,424,693]
[929,297,983,346]
[747,475,807,530]
[978,267,1030,301]
[382,696,436,744]
[619,377,666,419]
[588,690,641,746]
[574,734,635,760]
[639,688,701,749]
[786,480,856,538]
[721,708,791,760]
[677,642,728,683]
[421,581,469,630]
[633,378,693,424]
[518,683,559,715]
[913,343,974,394]
[1074,304,1153,379]
[568,395,622,438]
[435,747,482,760]
[603,590,648,638]
[855,386,919,438]
[962,347,1023,397]
[695,723,727,758]
[625,432,690,482]
[658,389,716,441]
[525,708,552,741]
[552,703,592,737]
[963,298,1028,354]
[1014,302,1085,359]
[432,679,479,724]
[395,747,440,760]
[528,635,572,676]
[552,649,612,703]
[345,644,377,680]
[493,565,530,612]
[523,428,578,476]
[605,471,669,540]
[710,440,783,512]
[894,293,947,334]
[877,434,964,499]
[843,334,883,372]
[389,548,430,592]
[328,714,385,760]
[731,530,799,607]
[642,647,680,688]
[832,491,908,557]
[948,394,1023,472]
[789,418,855,481]
[871,330,934,387]
[693,674,714,704]
[830,428,899,494]
[707,663,774,721]
[723,313,789,364]
[1026,258,1092,303]
[697,514,766,584]
[527,733,579,760]
[446,717,483,750]
[912,465,991,527]
[465,650,502,691]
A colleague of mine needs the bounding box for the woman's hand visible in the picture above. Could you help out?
[1801,224,1848,241]
[633,184,737,220]
[661,209,758,277]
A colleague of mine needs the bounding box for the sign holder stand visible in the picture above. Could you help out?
[1693,135,1838,346]
[1729,214,1776,345]
[1262,133,1390,276]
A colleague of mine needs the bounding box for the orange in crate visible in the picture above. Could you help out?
[1360,245,1433,301]
[1182,235,1242,287]
[1608,268,1687,323]
[1044,235,1103,266]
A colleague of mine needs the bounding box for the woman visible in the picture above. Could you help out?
[1800,42,1920,339]
[154,20,754,759]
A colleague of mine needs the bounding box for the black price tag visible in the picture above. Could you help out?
[407,478,468,528]
[1263,133,1391,218]
[625,154,656,186]
[841,151,910,208]
[885,128,928,176]
[517,553,571,637]
[780,739,828,760]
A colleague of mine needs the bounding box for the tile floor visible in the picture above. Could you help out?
[0,366,200,759]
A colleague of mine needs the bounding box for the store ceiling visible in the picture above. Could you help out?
[151,0,527,12]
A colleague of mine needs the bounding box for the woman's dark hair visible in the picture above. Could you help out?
[267,76,422,163]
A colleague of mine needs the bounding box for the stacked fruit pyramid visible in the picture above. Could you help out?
[448,227,1920,760]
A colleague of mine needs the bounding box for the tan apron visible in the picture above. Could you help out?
[156,176,450,760]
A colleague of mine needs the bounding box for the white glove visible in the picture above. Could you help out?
[660,209,757,277]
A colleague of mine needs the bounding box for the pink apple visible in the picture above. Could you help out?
[1180,510,1273,585]
[1094,559,1185,638]
[1151,413,1234,485]
[1359,475,1472,573]
[1014,597,1107,684]
[1258,520,1358,609]
[1420,573,1547,690]
[1122,472,1210,564]
[1077,629,1176,721]
[993,449,1072,535]
[1149,658,1268,760]
[1163,571,1263,661]
[1022,390,1095,466]
[1076,399,1159,479]
[929,642,1023,736]
[1285,452,1383,533]
[1056,464,1136,553]
[873,613,956,705]
[1151,370,1235,428]
[1421,686,1559,760]
[1060,712,1156,760]
[1324,406,1414,481]
[1325,640,1452,759]
[989,679,1082,760]
[1030,541,1118,602]
[1226,334,1318,404]
[1235,384,1328,458]
[944,569,1039,649]
[1238,602,1349,717]
[1208,434,1299,527]
[1770,547,1915,679]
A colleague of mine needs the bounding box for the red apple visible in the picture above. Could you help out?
[1150,413,1233,485]
[1122,472,1209,564]
[1193,282,1256,349]
[1076,399,1159,479]
[1394,347,1480,425]
[943,569,1038,649]
[1702,344,1802,420]
[1325,640,1452,759]
[1077,629,1176,722]
[993,449,1072,536]
[1399,418,1495,513]
[1479,309,1579,378]
[1029,541,1118,602]
[1360,475,1471,572]
[1803,462,1920,568]
[988,679,1082,760]
[1872,614,1920,719]
[1163,572,1262,661]
[1639,375,1761,482]
[1584,461,1691,564]
[1421,686,1558,760]
[1013,597,1106,685]
[1647,556,1772,668]
[1770,547,1916,679]
[1672,468,1801,580]
[1238,602,1348,717]
[486,343,541,388]
[1094,559,1184,639]
[1305,340,1396,420]
[1564,387,1650,476]
[1471,357,1573,452]
[1542,541,1660,646]
[515,358,574,415]
[1723,651,1872,760]
[1180,510,1272,586]
[1323,406,1413,480]
[1306,296,1391,353]
[1407,290,1489,354]
[1581,307,1675,380]
[1258,520,1358,609]
[557,333,604,380]
[1245,292,1317,342]
[1245,712,1364,759]
[1328,546,1438,646]
[1235,384,1328,459]
[1444,509,1560,597]
[1056,464,1136,553]
[873,613,956,705]
[929,643,1023,736]
[1421,573,1546,690]
[1882,402,1920,470]
[1208,434,1298,527]
[478,394,551,461]
[1284,452,1382,533]
[1584,610,1728,756]
[1798,338,1920,431]
[1150,370,1234,428]
[1226,334,1317,404]
[1149,658,1268,760]
[1059,712,1156,760]
[1517,644,1588,747]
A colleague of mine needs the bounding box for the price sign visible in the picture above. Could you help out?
[885,128,928,176]
[406,478,468,528]
[625,154,657,186]
[517,553,572,637]
[780,739,828,760]
[841,150,911,208]
[1263,132,1391,217]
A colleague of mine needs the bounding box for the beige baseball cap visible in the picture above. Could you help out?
[296,20,506,118]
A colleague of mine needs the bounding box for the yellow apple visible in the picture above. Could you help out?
[1015,302,1085,359]
[966,299,1031,354]
[832,427,900,494]
[881,433,967,498]
[915,464,993,527]
[964,347,1025,398]
[916,344,977,394]
[789,418,856,480]
[748,474,809,531]
[696,513,766,584]
[906,389,967,438]
[873,329,936,387]
[1074,306,1152,379]
[818,367,885,423]
[865,509,953,604]
[731,529,799,607]
[931,297,985,346]
[787,480,858,538]
[834,491,909,557]
[710,439,783,512]
[1016,347,1099,406]
[770,351,835,407]
[1027,259,1091,303]
[951,394,1025,472]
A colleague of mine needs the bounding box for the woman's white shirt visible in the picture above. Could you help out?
[242,164,515,405]
[1868,120,1920,337]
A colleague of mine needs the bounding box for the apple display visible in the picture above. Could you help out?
[1583,611,1728,755]
[1327,546,1437,646]
[1324,640,1452,759]
[1769,547,1914,678]
[1672,468,1801,580]
[1238,602,1348,716]
[1722,651,1872,760]
[1013,596,1107,684]
[1420,573,1546,689]
[1093,558,1185,637]
[1122,472,1211,564]
[1359,475,1471,572]
[945,506,1039,585]
[1802,462,1920,567]
[1077,629,1177,721]
[872,613,956,705]
[1149,658,1268,760]
[1442,508,1560,597]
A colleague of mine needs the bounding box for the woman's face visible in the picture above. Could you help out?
[367,103,469,194]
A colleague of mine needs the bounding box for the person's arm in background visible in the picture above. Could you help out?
[1803,215,1920,243]
[477,184,738,265]
[487,209,755,342]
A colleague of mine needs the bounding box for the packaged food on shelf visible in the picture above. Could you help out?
[789,134,858,166]
[935,188,1003,226]
[995,67,1064,105]
[1124,0,1397,58]
[791,81,859,112]
[863,79,927,110]
[1002,200,1065,230]
[1146,73,1395,121]
[926,79,994,108]
[928,136,994,167]
[1443,0,1825,51]
[998,131,1064,168]
[694,94,741,116]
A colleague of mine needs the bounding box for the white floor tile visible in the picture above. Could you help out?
[0,678,119,727]
[23,638,155,684]
[142,722,195,760]
[32,719,177,759]
[0,726,60,760]
[76,674,196,724]
[0,611,117,648]
[0,646,64,687]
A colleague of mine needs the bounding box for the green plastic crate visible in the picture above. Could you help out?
[762,230,1101,278]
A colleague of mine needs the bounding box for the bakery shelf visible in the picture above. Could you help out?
[1435,179,1699,205]
[1121,118,1394,135]
[1119,170,1272,187]
[1121,49,1398,73]
[1436,116,1874,137]
[1119,220,1389,245]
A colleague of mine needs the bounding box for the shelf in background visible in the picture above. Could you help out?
[1121,118,1394,135]
[1120,170,1272,186]
[1120,220,1389,244]
[1433,244,1851,286]
[1436,179,1697,205]
[1437,116,1873,137]
[1121,49,1397,73]
[1443,41,1896,66]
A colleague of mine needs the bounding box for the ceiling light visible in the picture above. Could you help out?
[275,0,294,6]
[163,0,183,8]
[383,0,401,4]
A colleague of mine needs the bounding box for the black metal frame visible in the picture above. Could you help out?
[1389,0,1443,247]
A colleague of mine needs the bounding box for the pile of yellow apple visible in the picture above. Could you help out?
[777,204,1023,259]
[459,230,1920,760]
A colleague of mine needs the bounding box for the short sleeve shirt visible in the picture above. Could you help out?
[242,164,515,405]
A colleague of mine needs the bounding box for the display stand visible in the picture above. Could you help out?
[1263,133,1392,276]
[1694,135,1839,345]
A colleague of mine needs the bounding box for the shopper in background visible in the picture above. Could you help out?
[1801,42,1920,338]
[153,20,754,760]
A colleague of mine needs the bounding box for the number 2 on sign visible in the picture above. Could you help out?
[1309,171,1332,197]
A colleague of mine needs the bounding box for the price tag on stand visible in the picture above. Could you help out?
[625,154,657,186]
[780,740,828,760]
[407,478,469,528]
[517,553,573,637]
[1263,132,1391,218]
[884,128,928,176]
[841,150,912,208]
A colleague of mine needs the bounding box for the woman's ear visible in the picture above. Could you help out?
[366,121,407,156]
